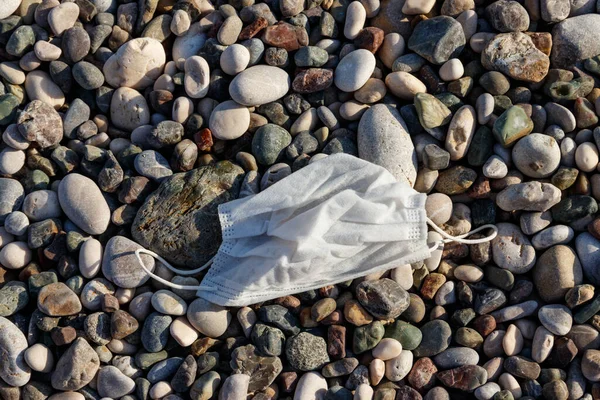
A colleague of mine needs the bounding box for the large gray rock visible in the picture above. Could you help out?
[0,178,24,224]
[132,161,245,268]
[51,337,99,390]
[358,104,417,187]
[0,316,31,387]
[551,14,600,68]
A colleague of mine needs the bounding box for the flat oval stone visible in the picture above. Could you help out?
[151,290,187,316]
[102,235,155,288]
[58,173,110,235]
[229,65,291,106]
[103,38,166,90]
[334,49,376,92]
[184,56,210,98]
[433,347,479,369]
[436,365,487,391]
[187,298,231,338]
[0,316,31,387]
[534,245,583,303]
[134,150,173,182]
[132,162,244,268]
[575,232,600,285]
[24,70,65,110]
[358,104,417,187]
[414,320,452,357]
[538,304,573,336]
[97,365,135,398]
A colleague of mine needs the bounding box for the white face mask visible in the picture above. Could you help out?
[135,154,497,307]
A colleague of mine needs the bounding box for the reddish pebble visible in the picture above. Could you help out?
[328,325,346,360]
[262,22,308,51]
[292,68,334,94]
[407,357,437,392]
[239,17,268,40]
[354,27,384,53]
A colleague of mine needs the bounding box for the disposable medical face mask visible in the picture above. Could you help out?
[135,153,497,307]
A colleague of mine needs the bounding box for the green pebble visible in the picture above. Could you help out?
[551,167,579,190]
[384,320,422,350]
[0,94,20,125]
[493,106,533,147]
[353,321,384,354]
[467,126,495,167]
[414,93,452,129]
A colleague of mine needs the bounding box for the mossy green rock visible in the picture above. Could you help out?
[414,93,452,129]
[493,106,533,147]
[467,126,495,166]
[551,167,579,190]
[384,320,422,350]
[0,94,20,125]
[252,124,292,166]
[353,321,384,354]
[132,161,245,268]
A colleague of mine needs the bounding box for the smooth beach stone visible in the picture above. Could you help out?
[24,343,54,374]
[358,104,417,187]
[531,225,573,249]
[538,304,573,336]
[172,22,207,61]
[551,14,600,68]
[294,372,328,400]
[496,182,561,212]
[102,235,155,288]
[22,190,60,221]
[493,106,533,147]
[220,44,250,75]
[384,350,413,381]
[252,124,292,165]
[103,38,166,90]
[407,16,465,64]
[0,178,24,224]
[414,93,452,129]
[0,148,25,175]
[512,134,560,178]
[134,150,173,182]
[534,245,583,302]
[110,87,151,131]
[151,290,187,316]
[51,337,99,390]
[0,316,31,387]
[0,241,32,269]
[24,70,65,109]
[58,173,110,235]
[97,366,135,398]
[0,0,21,19]
[445,105,476,161]
[209,100,250,141]
[414,320,452,357]
[184,56,210,98]
[187,298,231,338]
[229,65,291,106]
[575,232,600,285]
[38,282,82,316]
[141,312,172,353]
[385,71,426,100]
[433,347,479,369]
[79,238,102,279]
[491,223,536,273]
[334,49,376,92]
[132,162,244,268]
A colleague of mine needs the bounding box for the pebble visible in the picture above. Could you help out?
[209,100,250,141]
[334,49,376,92]
[110,87,151,131]
[407,16,466,64]
[384,350,413,381]
[0,316,31,387]
[151,290,187,316]
[575,232,600,285]
[187,298,231,338]
[79,238,102,279]
[358,104,417,187]
[58,173,110,235]
[491,223,536,273]
[24,343,54,373]
[97,366,135,398]
[184,56,210,98]
[0,241,32,269]
[51,337,99,390]
[103,38,166,90]
[230,65,291,106]
[102,235,154,288]
[538,304,573,336]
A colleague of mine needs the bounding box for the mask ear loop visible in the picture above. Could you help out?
[134,248,216,292]
[426,217,498,252]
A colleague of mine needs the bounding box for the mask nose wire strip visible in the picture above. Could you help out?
[426,217,498,252]
[134,248,216,291]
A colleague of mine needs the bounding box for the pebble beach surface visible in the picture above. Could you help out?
[1,0,600,399]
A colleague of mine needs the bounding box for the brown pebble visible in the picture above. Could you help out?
[191,337,220,356]
[292,68,334,94]
[194,128,213,152]
[545,337,578,368]
[262,22,308,51]
[279,371,298,393]
[111,309,139,340]
[299,307,319,327]
[239,16,268,40]
[102,293,120,313]
[51,326,77,346]
[473,315,496,337]
[420,273,446,300]
[407,357,437,392]
[272,295,302,314]
[328,324,346,360]
[354,27,384,53]
[343,300,373,326]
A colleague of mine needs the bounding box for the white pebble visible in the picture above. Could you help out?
[0,241,32,269]
[24,343,54,373]
[79,238,102,279]
[575,142,599,172]
[220,44,250,76]
[438,59,464,81]
[170,316,199,347]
